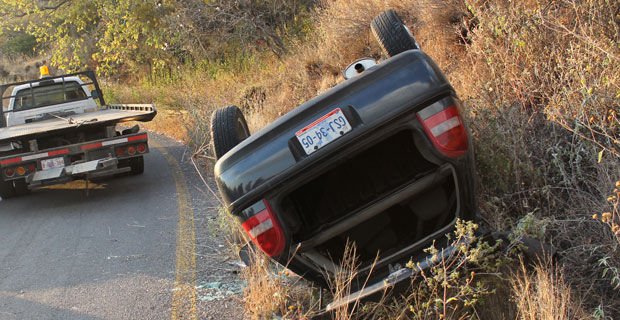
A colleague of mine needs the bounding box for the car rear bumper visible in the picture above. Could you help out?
[324,244,457,312]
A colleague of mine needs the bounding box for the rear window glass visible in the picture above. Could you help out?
[14,81,87,110]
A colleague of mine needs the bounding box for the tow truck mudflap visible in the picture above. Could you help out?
[26,157,122,184]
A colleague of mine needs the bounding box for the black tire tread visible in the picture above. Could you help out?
[210,105,250,159]
[129,156,144,175]
[13,179,29,196]
[0,180,16,199]
[116,156,144,176]
[371,9,419,57]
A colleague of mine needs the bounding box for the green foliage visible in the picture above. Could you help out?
[0,30,36,56]
[510,212,549,241]
[598,256,620,290]
[0,0,316,77]
[0,0,177,75]
[92,0,175,76]
[401,220,508,319]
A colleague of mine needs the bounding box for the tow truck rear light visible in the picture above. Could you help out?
[127,146,137,156]
[16,166,26,176]
[0,149,69,166]
[136,144,147,154]
[4,168,15,177]
[115,147,124,156]
[417,98,469,158]
[240,200,285,257]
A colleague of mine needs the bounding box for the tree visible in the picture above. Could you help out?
[0,0,316,76]
[0,0,178,76]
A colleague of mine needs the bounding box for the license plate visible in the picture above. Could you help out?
[41,157,65,171]
[296,108,352,155]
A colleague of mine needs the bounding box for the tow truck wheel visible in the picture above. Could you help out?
[210,105,250,160]
[0,180,16,199]
[129,156,144,175]
[371,9,420,57]
[13,179,30,196]
[118,156,144,176]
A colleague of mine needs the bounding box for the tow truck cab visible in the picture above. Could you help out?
[4,75,99,127]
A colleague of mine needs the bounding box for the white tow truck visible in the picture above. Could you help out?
[0,67,157,199]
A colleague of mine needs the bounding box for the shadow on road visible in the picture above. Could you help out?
[0,293,104,320]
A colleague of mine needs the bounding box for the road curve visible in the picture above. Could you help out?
[0,134,201,320]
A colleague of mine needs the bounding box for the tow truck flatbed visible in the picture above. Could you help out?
[0,104,156,143]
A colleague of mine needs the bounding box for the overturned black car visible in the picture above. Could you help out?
[211,10,478,311]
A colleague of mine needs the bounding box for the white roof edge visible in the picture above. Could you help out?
[12,76,85,92]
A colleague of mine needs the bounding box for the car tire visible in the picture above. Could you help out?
[371,9,420,57]
[0,180,16,199]
[210,105,250,160]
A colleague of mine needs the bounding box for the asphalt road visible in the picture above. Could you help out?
[0,134,240,320]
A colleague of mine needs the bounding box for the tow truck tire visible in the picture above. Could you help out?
[371,9,419,57]
[211,105,250,160]
[13,179,29,196]
[118,156,144,176]
[129,156,144,175]
[0,180,16,199]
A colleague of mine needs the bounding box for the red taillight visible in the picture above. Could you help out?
[115,147,125,157]
[417,99,468,158]
[240,200,285,257]
[136,144,147,154]
[4,168,15,177]
[27,164,36,173]
[127,146,137,156]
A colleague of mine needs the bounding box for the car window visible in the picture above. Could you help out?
[14,81,87,111]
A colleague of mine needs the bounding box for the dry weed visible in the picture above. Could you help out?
[240,244,320,319]
[511,260,589,320]
[459,0,620,315]
[242,252,290,319]
[0,55,47,83]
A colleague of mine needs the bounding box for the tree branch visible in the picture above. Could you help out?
[1,0,71,19]
[37,0,71,11]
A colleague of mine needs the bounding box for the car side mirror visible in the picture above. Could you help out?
[343,58,377,80]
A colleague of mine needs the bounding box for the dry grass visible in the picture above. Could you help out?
[241,254,290,319]
[240,246,319,319]
[0,55,47,83]
[125,110,189,143]
[511,260,589,320]
[458,1,620,316]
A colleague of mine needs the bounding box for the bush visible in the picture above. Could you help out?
[0,31,37,57]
